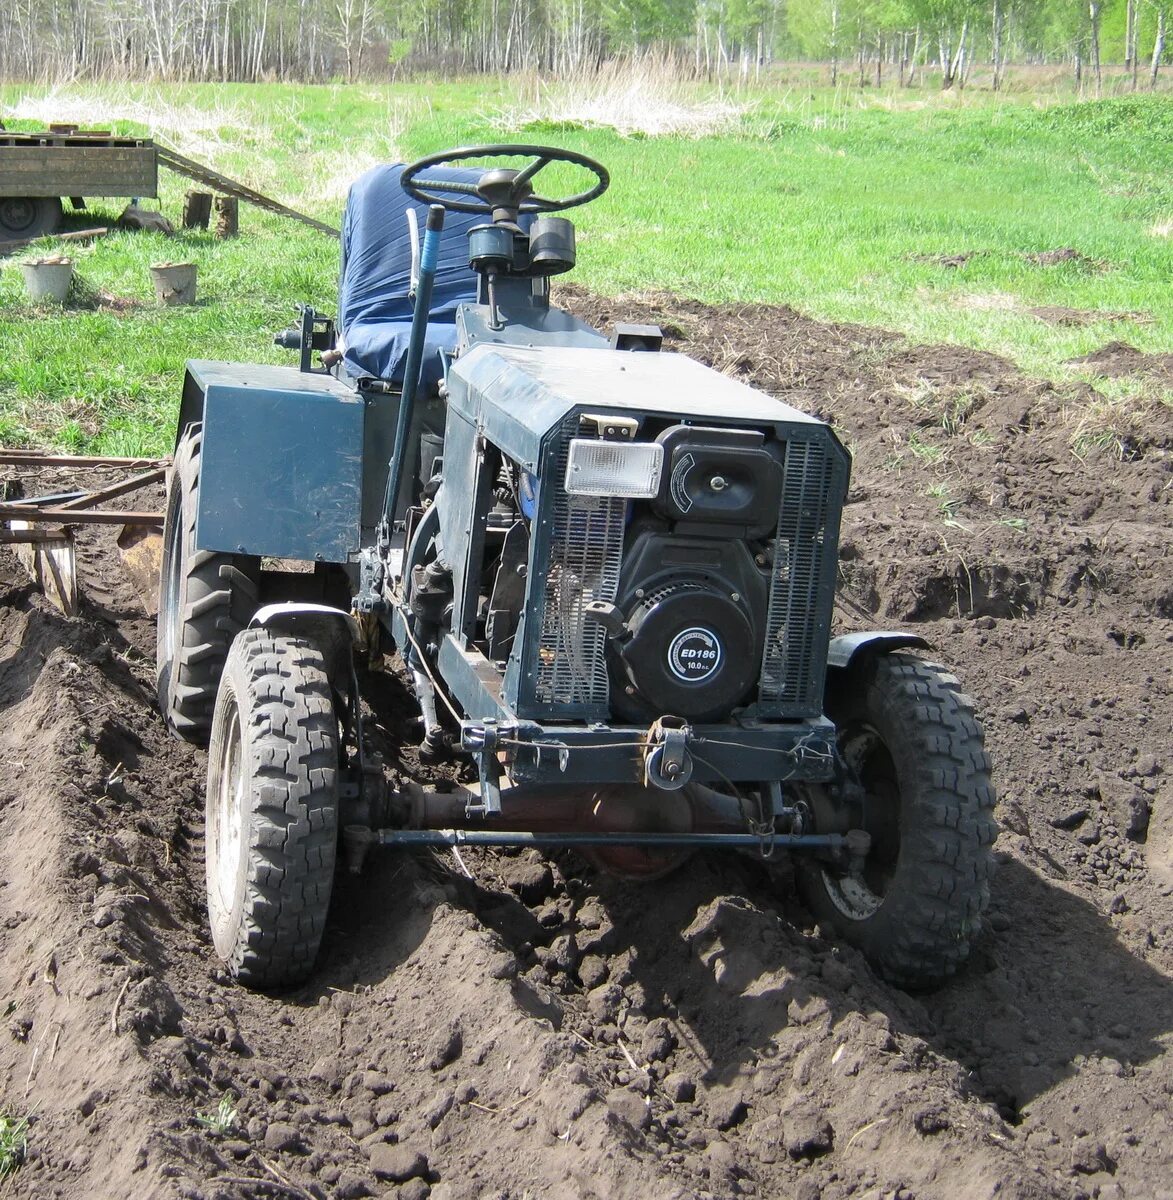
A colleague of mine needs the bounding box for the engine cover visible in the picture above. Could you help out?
[609,532,767,723]
[616,583,756,721]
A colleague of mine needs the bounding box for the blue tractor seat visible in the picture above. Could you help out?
[338,163,486,388]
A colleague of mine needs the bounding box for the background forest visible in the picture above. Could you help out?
[0,0,1168,88]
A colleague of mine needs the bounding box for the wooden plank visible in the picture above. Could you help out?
[0,146,157,197]
[6,520,77,616]
[0,527,69,544]
[1,135,147,149]
[156,147,339,237]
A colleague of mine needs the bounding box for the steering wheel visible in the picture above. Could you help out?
[400,144,609,216]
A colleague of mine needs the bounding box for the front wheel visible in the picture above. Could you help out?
[795,653,996,989]
[206,629,339,989]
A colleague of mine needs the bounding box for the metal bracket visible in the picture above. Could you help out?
[272,303,337,374]
[355,547,386,614]
[645,717,694,791]
[462,719,517,817]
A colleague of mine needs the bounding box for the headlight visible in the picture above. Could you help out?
[564,439,663,498]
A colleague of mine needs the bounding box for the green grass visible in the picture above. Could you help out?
[0,1110,28,1181]
[194,1095,239,1136]
[1,79,1169,454]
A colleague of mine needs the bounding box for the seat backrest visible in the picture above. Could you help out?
[338,164,485,383]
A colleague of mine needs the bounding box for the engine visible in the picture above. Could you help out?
[433,341,849,727]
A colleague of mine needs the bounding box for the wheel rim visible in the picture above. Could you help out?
[0,198,37,234]
[209,691,246,941]
[821,723,901,922]
[159,481,183,670]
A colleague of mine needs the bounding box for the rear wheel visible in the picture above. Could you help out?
[795,653,996,989]
[157,424,260,742]
[0,196,61,239]
[206,629,339,989]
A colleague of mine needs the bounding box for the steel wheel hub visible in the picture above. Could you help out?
[821,724,899,922]
[0,198,37,233]
[211,699,246,919]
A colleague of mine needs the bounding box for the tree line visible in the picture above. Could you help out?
[0,0,1167,88]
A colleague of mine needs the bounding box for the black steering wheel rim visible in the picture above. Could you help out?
[400,144,609,215]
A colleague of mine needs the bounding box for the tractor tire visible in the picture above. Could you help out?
[0,196,62,239]
[156,424,260,743]
[795,652,996,989]
[205,629,339,989]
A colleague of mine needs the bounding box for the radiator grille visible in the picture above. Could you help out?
[534,421,626,708]
[759,439,837,713]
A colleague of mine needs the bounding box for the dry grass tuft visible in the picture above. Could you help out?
[4,86,266,159]
[499,59,748,139]
[1066,380,1173,460]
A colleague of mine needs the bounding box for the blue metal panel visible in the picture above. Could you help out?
[194,362,364,562]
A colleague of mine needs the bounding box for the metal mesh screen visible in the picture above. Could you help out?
[534,421,626,708]
[759,439,837,713]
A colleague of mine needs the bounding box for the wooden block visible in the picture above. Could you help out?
[214,195,239,239]
[182,190,213,229]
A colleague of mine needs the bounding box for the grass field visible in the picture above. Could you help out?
[0,75,1170,455]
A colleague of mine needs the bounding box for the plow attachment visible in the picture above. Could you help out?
[0,452,167,616]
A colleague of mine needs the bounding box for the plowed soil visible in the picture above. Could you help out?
[1,292,1170,1200]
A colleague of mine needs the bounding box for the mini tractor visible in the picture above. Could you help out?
[156,145,996,991]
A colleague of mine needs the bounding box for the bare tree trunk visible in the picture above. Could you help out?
[1132,2,1142,89]
[830,2,839,86]
[992,0,1004,90]
[1153,6,1168,89]
[951,20,968,88]
[1089,2,1103,98]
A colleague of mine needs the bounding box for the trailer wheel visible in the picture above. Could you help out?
[206,629,339,989]
[795,653,996,989]
[0,196,62,239]
[157,424,260,742]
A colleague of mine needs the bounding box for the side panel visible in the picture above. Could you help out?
[436,408,491,642]
[0,144,157,197]
[197,378,364,562]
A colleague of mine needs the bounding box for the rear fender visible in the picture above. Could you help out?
[178,360,364,564]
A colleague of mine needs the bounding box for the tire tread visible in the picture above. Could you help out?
[798,652,996,989]
[206,629,338,990]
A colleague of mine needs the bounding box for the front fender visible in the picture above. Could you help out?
[826,631,929,672]
[249,603,360,687]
